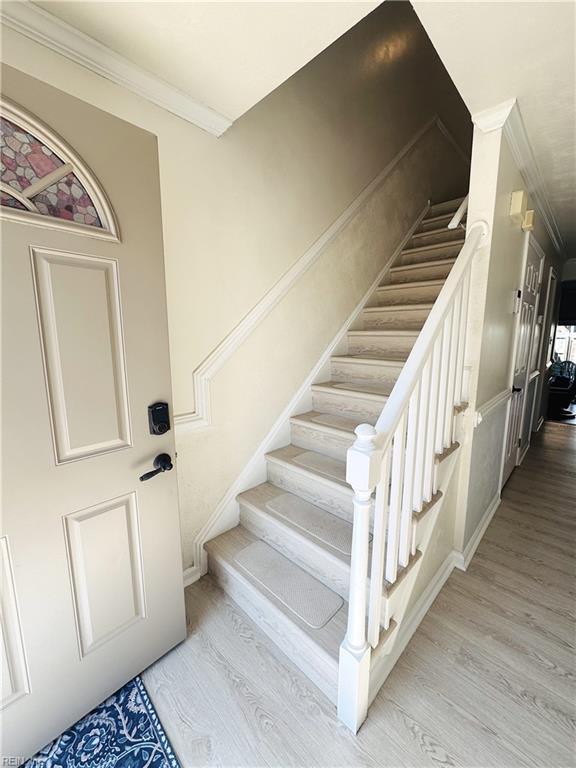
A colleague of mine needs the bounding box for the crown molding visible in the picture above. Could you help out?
[503,103,564,256]
[0,2,232,137]
[472,98,516,133]
[473,98,564,256]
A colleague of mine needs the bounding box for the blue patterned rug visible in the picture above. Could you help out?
[26,677,179,768]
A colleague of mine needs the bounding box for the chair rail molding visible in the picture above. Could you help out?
[175,115,468,431]
[473,98,564,257]
[473,388,512,427]
[0,1,232,137]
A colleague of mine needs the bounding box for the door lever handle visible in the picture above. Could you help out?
[139,453,173,482]
[512,386,523,393]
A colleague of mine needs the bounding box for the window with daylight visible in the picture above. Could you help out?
[0,103,117,237]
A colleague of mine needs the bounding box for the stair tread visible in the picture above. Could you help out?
[420,212,460,226]
[426,197,466,217]
[291,410,363,436]
[390,257,456,273]
[411,225,465,240]
[330,350,408,364]
[376,279,445,291]
[205,526,346,661]
[238,483,426,594]
[362,303,434,313]
[402,239,464,256]
[348,329,419,337]
[267,444,349,488]
[238,481,355,561]
[413,490,443,522]
[314,379,395,397]
[436,440,461,463]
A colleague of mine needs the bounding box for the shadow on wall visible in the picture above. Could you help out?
[168,0,473,569]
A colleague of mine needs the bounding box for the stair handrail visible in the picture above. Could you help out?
[338,217,489,734]
[447,194,469,229]
[373,219,488,445]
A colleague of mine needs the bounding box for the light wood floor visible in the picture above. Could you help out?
[143,421,576,767]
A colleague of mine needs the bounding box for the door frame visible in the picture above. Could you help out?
[533,265,559,432]
[517,234,545,463]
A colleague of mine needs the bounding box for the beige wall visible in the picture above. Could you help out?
[476,139,561,406]
[463,132,563,548]
[1,2,472,567]
[562,260,576,281]
[475,139,529,405]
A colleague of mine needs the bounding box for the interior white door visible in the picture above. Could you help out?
[1,68,186,759]
[501,238,543,487]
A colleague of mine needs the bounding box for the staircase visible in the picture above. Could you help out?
[205,196,480,729]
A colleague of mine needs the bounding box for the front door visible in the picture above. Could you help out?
[501,237,543,487]
[1,67,185,759]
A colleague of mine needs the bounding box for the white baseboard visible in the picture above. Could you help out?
[368,550,459,705]
[183,564,202,588]
[188,203,430,576]
[454,492,501,571]
[174,115,464,431]
[535,415,544,432]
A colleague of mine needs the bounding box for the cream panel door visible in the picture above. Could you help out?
[1,66,185,760]
[501,239,543,487]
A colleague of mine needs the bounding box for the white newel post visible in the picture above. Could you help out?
[338,424,380,733]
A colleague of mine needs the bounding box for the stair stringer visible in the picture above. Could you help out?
[367,436,464,706]
[188,204,430,581]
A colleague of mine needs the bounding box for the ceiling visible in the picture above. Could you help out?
[413,1,575,257]
[33,1,379,122]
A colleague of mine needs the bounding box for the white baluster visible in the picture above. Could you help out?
[423,335,441,501]
[384,415,406,583]
[399,386,420,567]
[368,447,391,645]
[435,309,452,454]
[456,266,471,404]
[338,424,379,733]
[413,358,431,513]
[444,287,462,447]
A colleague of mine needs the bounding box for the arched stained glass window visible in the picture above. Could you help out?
[0,101,117,239]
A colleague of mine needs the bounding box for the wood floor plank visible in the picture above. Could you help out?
[142,421,576,767]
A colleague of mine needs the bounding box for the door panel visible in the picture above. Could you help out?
[63,493,146,656]
[32,248,131,461]
[1,65,185,759]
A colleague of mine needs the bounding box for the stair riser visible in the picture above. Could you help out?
[399,243,462,266]
[417,214,453,233]
[312,388,383,422]
[208,554,338,703]
[427,199,464,217]
[330,359,402,389]
[359,307,430,330]
[368,284,443,306]
[347,333,416,357]
[389,262,453,284]
[409,228,465,248]
[239,502,351,599]
[266,459,354,522]
[291,421,353,462]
